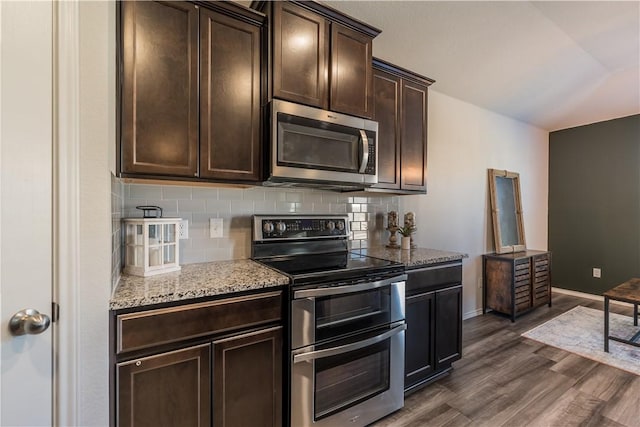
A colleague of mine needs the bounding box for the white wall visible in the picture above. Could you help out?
[401,90,549,319]
[77,1,114,425]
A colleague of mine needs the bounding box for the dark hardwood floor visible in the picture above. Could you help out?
[373,292,640,427]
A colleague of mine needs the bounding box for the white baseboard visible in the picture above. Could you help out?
[463,308,483,320]
[552,287,635,308]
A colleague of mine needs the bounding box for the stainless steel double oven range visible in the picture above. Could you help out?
[252,215,407,427]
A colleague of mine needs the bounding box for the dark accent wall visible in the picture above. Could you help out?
[549,114,640,295]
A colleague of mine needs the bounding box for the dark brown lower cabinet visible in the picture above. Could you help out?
[404,263,463,394]
[117,344,211,427]
[112,290,284,427]
[213,327,282,427]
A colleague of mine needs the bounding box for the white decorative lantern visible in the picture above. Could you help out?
[124,211,181,277]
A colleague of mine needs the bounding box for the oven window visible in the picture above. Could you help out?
[314,338,390,420]
[277,114,361,172]
[315,287,391,343]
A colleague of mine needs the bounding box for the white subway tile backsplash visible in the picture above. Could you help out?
[302,192,324,203]
[276,201,297,213]
[264,189,287,202]
[192,187,219,199]
[296,202,314,212]
[129,184,162,200]
[178,199,206,213]
[120,182,400,265]
[218,188,244,200]
[162,186,192,200]
[242,187,266,201]
[331,204,347,214]
[230,200,255,214]
[205,199,232,214]
[254,200,278,213]
[312,203,332,214]
[320,193,339,204]
[352,230,367,240]
[285,192,303,203]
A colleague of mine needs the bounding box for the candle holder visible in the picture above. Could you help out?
[386,211,400,248]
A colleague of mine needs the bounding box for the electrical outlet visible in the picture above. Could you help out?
[210,218,223,238]
[178,220,189,239]
[593,268,601,278]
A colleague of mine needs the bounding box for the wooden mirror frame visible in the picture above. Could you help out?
[488,169,526,254]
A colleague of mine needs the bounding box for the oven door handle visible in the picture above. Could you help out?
[358,129,369,173]
[294,274,407,299]
[293,323,406,364]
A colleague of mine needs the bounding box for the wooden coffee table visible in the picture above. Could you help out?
[603,278,640,352]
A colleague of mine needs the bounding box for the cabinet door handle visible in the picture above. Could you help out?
[293,323,406,363]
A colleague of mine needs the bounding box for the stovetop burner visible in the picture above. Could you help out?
[251,215,403,286]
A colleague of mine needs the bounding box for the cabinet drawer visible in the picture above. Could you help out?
[406,263,462,295]
[117,291,282,354]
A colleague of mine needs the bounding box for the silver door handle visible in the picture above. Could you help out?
[9,308,51,336]
[293,323,406,364]
[358,129,369,173]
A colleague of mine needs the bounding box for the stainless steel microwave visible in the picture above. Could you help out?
[266,99,378,189]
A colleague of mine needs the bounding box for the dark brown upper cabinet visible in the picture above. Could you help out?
[199,7,262,181]
[119,1,265,182]
[371,58,434,193]
[120,1,199,177]
[259,1,379,119]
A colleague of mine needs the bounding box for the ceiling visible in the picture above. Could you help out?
[314,1,640,132]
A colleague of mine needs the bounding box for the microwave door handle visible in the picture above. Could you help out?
[293,323,407,364]
[358,129,369,173]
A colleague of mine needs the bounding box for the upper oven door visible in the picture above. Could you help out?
[270,99,378,185]
[291,275,406,349]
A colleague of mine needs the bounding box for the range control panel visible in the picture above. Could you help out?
[253,215,349,241]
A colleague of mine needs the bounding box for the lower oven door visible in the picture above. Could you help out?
[291,321,406,427]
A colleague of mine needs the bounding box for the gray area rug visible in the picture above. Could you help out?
[522,305,640,376]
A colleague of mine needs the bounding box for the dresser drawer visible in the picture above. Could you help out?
[117,290,282,354]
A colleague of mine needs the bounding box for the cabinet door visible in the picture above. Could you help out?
[532,254,551,307]
[117,344,211,427]
[121,1,199,177]
[404,292,435,390]
[400,80,428,191]
[213,327,282,427]
[199,8,262,181]
[330,23,373,118]
[272,2,329,109]
[371,68,401,190]
[435,286,462,369]
[514,258,532,314]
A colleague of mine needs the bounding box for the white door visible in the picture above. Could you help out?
[0,1,54,425]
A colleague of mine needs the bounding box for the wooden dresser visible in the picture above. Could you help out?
[482,250,551,321]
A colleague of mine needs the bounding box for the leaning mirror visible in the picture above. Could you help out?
[488,169,526,254]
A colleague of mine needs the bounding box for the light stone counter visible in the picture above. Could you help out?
[110,259,289,310]
[357,247,468,269]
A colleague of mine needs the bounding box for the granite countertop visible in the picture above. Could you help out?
[357,247,468,268]
[110,259,289,310]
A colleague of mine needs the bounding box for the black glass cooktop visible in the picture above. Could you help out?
[258,251,404,286]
